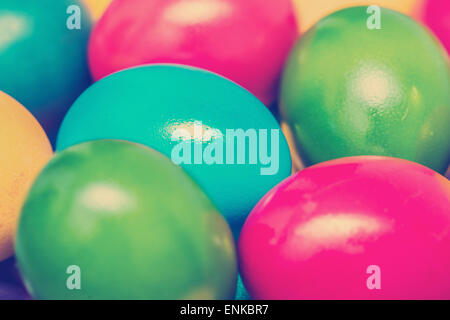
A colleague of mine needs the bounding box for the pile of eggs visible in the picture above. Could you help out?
[0,0,448,300]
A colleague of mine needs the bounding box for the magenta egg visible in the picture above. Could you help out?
[88,0,298,106]
[419,0,450,54]
[239,156,450,299]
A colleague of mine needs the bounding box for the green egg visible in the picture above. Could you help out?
[280,6,450,173]
[15,140,237,299]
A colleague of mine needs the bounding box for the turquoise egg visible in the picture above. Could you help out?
[0,0,92,142]
[56,64,291,237]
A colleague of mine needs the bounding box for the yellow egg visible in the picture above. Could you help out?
[293,0,420,32]
[0,91,53,261]
[82,0,112,21]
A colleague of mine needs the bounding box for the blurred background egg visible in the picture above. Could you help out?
[82,0,112,21]
[0,91,52,262]
[88,0,298,107]
[413,0,450,55]
[0,0,92,143]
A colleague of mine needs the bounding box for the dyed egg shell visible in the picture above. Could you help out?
[56,64,291,238]
[239,156,450,299]
[0,91,52,262]
[414,0,450,54]
[281,7,450,173]
[88,0,298,106]
[16,140,237,299]
[0,0,92,142]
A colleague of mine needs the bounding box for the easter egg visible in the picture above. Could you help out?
[82,0,112,21]
[56,64,291,238]
[0,0,92,142]
[88,0,298,106]
[16,140,237,299]
[239,156,450,299]
[414,0,450,54]
[0,91,52,262]
[293,0,419,32]
[280,7,450,174]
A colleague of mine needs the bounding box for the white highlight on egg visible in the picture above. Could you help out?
[164,0,232,25]
[286,213,393,259]
[0,15,27,51]
[171,121,223,142]
[80,183,135,213]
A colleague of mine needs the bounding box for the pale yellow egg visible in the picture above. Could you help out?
[293,0,420,32]
[0,91,52,261]
[82,0,113,21]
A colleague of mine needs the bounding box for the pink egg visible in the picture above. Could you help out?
[418,0,450,54]
[88,0,298,106]
[239,156,450,299]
